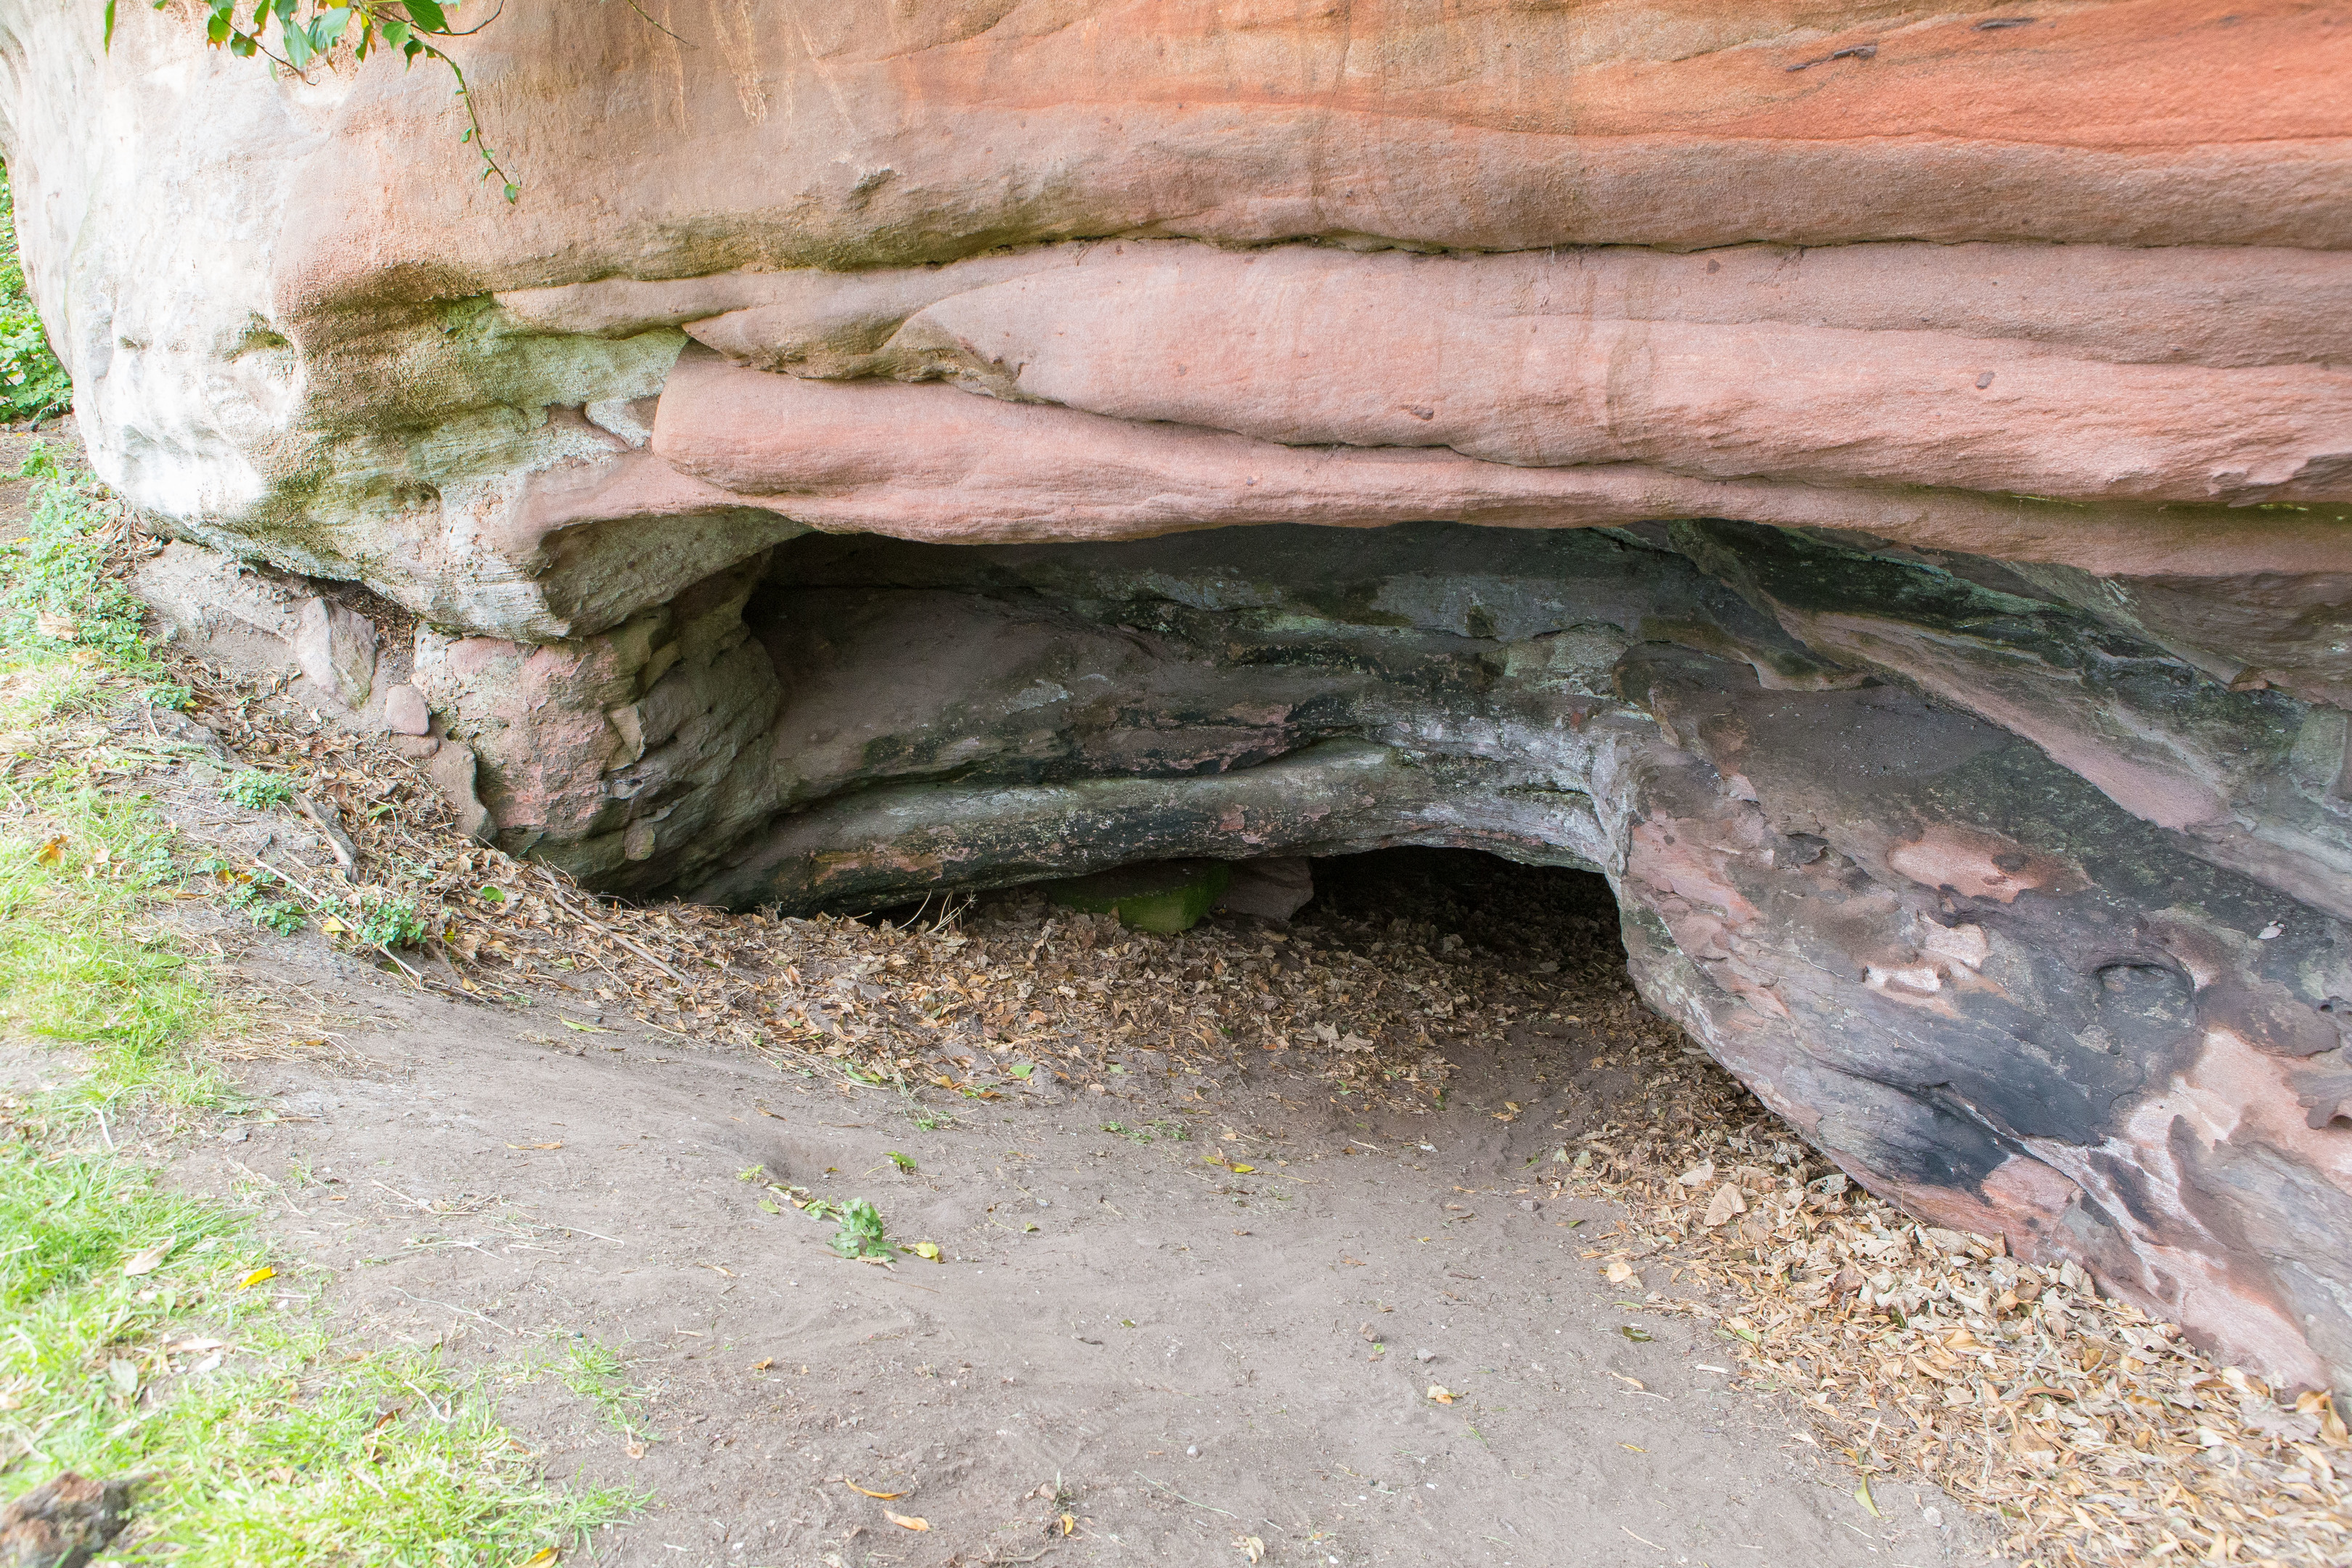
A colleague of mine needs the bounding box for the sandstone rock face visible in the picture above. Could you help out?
[10,1,2351,1395]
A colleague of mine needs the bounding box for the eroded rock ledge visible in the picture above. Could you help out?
[15,0,2352,1400]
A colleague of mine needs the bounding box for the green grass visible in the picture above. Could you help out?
[0,764,221,1108]
[556,1339,646,1434]
[0,454,640,1559]
[0,1130,636,1564]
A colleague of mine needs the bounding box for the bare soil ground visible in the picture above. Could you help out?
[70,850,1991,1568]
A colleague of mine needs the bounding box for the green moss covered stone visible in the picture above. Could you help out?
[1040,859,1233,933]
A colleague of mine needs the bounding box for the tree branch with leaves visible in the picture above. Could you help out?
[111,0,518,200]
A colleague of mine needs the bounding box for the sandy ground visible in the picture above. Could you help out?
[99,896,1997,1568]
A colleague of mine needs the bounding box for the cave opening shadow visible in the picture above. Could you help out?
[1289,845,1670,1090]
[1299,847,1628,995]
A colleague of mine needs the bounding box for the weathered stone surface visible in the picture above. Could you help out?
[20,0,2352,1398]
[290,597,377,711]
[425,740,492,843]
[1221,859,1315,924]
[381,684,431,738]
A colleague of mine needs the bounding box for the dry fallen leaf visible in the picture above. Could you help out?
[1426,1385,1455,1405]
[34,835,65,867]
[909,1241,943,1262]
[751,1358,775,1371]
[1604,1260,1634,1284]
[1675,1159,1716,1188]
[1229,1162,1257,1175]
[505,1141,564,1151]
[122,1236,176,1277]
[1238,1535,1266,1562]
[1703,1182,1747,1227]
[514,1551,560,1568]
[883,1511,929,1532]
[846,1482,904,1500]
[235,1265,276,1290]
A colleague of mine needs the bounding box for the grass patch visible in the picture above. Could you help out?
[0,1122,637,1562]
[0,453,640,1556]
[0,765,220,1108]
[556,1339,646,1434]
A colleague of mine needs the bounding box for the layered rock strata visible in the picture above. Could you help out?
[11,0,2352,1397]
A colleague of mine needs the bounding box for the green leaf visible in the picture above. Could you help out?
[103,0,117,49]
[403,0,448,32]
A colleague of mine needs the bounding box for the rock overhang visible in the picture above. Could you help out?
[15,0,2352,1402]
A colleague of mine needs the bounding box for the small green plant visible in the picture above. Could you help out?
[886,1151,916,1172]
[221,865,305,934]
[221,769,293,809]
[245,897,305,935]
[828,1197,892,1260]
[357,896,427,950]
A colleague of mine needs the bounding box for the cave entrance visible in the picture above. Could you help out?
[1278,847,1651,1086]
[1296,848,1624,986]
[935,846,1663,1106]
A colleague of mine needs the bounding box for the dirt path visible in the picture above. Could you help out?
[154,936,1993,1567]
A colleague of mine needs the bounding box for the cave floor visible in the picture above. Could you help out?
[125,923,1993,1568]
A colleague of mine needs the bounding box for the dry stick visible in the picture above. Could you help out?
[385,1285,519,1337]
[1131,1472,1238,1519]
[536,870,689,983]
[288,788,357,872]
